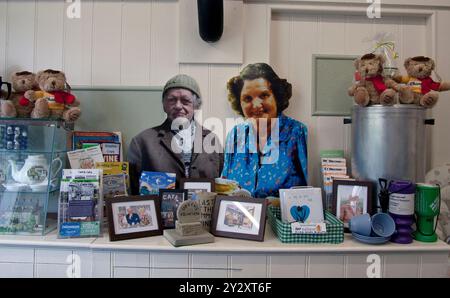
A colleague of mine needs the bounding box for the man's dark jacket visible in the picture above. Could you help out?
[128,119,223,194]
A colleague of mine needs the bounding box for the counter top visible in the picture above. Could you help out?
[0,230,95,248]
[1,224,449,253]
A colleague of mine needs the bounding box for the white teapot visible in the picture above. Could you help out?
[8,154,62,185]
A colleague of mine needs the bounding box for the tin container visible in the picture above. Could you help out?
[347,105,434,210]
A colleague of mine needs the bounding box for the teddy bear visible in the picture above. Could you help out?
[395,56,450,108]
[0,78,16,117]
[348,53,398,107]
[26,69,81,122]
[9,71,49,118]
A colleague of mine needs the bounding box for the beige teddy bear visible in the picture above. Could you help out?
[9,71,49,118]
[26,69,81,122]
[395,56,450,108]
[348,53,398,107]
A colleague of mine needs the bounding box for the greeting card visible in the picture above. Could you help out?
[139,171,176,195]
[279,188,324,224]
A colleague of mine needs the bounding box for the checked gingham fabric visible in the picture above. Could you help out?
[267,206,344,244]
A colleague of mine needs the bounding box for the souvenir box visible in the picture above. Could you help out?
[267,206,344,244]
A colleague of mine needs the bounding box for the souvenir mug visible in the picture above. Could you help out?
[0,76,12,99]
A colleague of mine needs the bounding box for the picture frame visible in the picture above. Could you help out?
[312,54,357,116]
[332,180,373,228]
[279,188,324,224]
[159,188,188,229]
[211,196,267,241]
[105,195,163,241]
[180,178,215,200]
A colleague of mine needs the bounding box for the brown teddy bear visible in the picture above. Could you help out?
[0,78,16,117]
[395,56,450,108]
[9,71,49,118]
[26,69,81,122]
[348,53,398,107]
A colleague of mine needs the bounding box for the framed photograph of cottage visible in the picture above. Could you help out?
[180,178,215,200]
[211,196,267,241]
[105,195,163,241]
[332,180,373,228]
[159,189,188,229]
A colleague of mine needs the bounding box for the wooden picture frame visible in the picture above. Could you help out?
[332,180,373,228]
[158,189,188,229]
[105,195,163,241]
[180,178,215,200]
[211,196,267,242]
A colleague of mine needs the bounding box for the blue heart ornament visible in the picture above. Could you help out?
[290,205,310,223]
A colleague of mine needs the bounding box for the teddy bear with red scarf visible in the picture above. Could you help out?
[25,69,81,122]
[348,53,399,107]
[395,56,450,108]
[5,71,49,118]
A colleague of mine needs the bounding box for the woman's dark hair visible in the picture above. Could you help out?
[227,63,292,117]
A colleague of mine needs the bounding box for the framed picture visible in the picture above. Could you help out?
[332,180,373,228]
[180,178,215,200]
[312,54,357,116]
[159,189,188,229]
[105,195,163,241]
[211,196,267,241]
[279,188,324,224]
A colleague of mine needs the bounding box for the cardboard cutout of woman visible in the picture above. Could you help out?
[222,63,308,198]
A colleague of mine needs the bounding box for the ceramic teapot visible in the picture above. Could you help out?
[8,154,62,185]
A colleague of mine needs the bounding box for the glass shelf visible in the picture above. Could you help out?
[0,117,71,126]
[0,218,57,235]
[0,188,60,195]
[0,149,68,154]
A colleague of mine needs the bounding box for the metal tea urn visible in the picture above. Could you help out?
[345,105,434,210]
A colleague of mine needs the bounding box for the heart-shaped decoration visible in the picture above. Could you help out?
[290,205,310,223]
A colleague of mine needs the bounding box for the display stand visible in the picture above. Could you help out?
[0,118,71,235]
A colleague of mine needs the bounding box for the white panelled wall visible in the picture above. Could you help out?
[270,12,429,185]
[1,0,450,186]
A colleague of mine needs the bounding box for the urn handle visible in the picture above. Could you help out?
[425,119,435,125]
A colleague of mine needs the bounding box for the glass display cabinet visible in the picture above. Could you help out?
[0,118,72,235]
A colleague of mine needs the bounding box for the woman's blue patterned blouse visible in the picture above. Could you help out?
[221,114,308,198]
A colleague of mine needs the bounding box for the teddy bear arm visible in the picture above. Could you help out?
[24,90,37,101]
[395,75,410,84]
[70,98,81,107]
[348,85,357,96]
[439,81,450,92]
[384,78,399,90]
[392,74,403,83]
[64,93,77,105]
[25,90,50,102]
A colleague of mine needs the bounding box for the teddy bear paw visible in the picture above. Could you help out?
[380,89,396,106]
[31,98,50,119]
[63,107,81,122]
[0,100,17,118]
[398,86,415,104]
[420,94,438,108]
[354,88,370,106]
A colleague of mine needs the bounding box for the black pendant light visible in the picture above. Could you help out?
[197,0,223,43]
